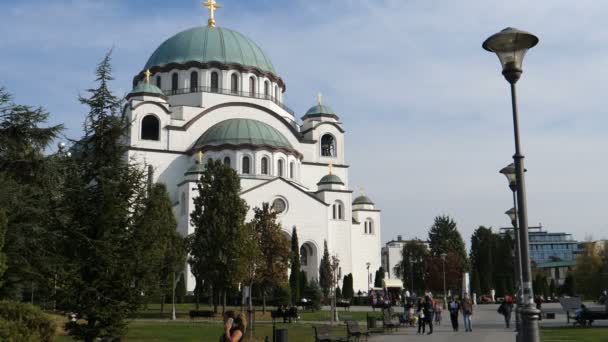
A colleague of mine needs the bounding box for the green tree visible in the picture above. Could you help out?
[189,158,248,313]
[394,239,430,293]
[302,279,322,311]
[289,227,301,304]
[342,274,354,300]
[0,209,7,284]
[319,240,332,299]
[374,267,385,288]
[470,226,495,294]
[249,203,289,312]
[58,51,149,341]
[428,215,468,270]
[573,243,603,299]
[561,274,575,296]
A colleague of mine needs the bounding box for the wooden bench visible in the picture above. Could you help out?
[312,325,347,342]
[345,320,370,341]
[573,310,608,327]
[271,307,299,323]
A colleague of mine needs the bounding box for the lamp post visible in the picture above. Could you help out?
[484,27,540,342]
[366,262,371,294]
[440,253,447,309]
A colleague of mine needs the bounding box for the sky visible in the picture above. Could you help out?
[1,0,607,246]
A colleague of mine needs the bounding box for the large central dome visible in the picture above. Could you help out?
[144,26,276,75]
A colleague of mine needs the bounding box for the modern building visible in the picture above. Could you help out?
[123,3,381,293]
[501,225,580,285]
[381,236,429,279]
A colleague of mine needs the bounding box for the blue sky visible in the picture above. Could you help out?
[1,0,607,245]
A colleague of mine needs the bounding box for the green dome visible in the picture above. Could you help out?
[317,173,344,185]
[185,163,206,175]
[145,26,276,74]
[305,104,336,116]
[353,195,374,205]
[194,119,295,152]
[130,82,164,96]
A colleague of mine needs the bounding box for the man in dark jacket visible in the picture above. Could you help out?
[498,297,514,328]
[448,297,460,332]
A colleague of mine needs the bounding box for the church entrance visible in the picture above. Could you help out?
[300,242,318,281]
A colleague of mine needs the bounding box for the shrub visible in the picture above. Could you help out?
[302,280,322,311]
[0,300,56,342]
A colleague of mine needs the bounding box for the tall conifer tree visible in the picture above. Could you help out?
[319,240,332,299]
[289,227,301,304]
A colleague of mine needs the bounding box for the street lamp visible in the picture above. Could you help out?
[506,206,523,340]
[484,27,540,342]
[366,262,371,294]
[440,253,447,309]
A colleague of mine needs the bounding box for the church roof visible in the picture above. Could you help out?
[317,174,344,186]
[128,82,165,98]
[194,118,297,154]
[144,26,276,75]
[353,195,374,205]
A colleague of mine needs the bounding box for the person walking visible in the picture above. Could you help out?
[416,298,426,334]
[434,299,443,326]
[448,297,460,332]
[461,294,473,332]
[498,297,514,328]
[423,295,434,335]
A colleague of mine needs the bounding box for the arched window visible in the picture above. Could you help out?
[242,156,250,174]
[223,156,231,166]
[334,201,344,220]
[300,245,308,266]
[365,219,374,234]
[141,115,160,141]
[171,73,178,94]
[156,75,162,89]
[231,73,239,94]
[261,157,269,175]
[249,76,256,97]
[264,81,270,99]
[190,71,198,92]
[277,159,284,177]
[289,162,295,179]
[332,204,337,220]
[338,203,343,219]
[211,71,219,92]
[180,193,187,216]
[321,134,336,157]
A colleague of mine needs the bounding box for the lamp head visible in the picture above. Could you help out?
[505,207,517,226]
[483,27,538,84]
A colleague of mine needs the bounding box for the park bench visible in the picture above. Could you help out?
[188,310,215,318]
[559,297,608,327]
[336,300,351,311]
[381,308,400,332]
[271,306,299,323]
[312,325,348,342]
[345,320,370,341]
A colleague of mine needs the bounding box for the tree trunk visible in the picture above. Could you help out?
[249,283,254,340]
[160,292,165,317]
[222,290,226,314]
[262,290,266,314]
[212,286,218,314]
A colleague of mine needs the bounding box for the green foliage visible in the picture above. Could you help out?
[0,300,55,342]
[394,239,430,293]
[270,287,291,306]
[469,226,514,296]
[58,51,149,340]
[561,274,575,296]
[299,271,307,301]
[318,240,332,299]
[0,209,7,285]
[289,227,301,304]
[302,280,322,311]
[549,279,556,297]
[428,215,468,271]
[374,267,385,288]
[189,158,249,312]
[573,243,603,299]
[341,274,354,300]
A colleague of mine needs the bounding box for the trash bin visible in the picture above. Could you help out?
[274,328,288,342]
[367,315,377,329]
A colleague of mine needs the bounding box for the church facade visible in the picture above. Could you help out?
[124,5,381,293]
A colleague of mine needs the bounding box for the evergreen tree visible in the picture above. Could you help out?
[299,271,308,301]
[289,227,301,304]
[319,240,332,299]
[470,226,495,294]
[561,274,575,296]
[428,215,468,270]
[394,239,430,293]
[573,243,603,299]
[342,274,354,300]
[189,159,248,313]
[374,267,385,288]
[58,51,149,341]
[0,209,7,284]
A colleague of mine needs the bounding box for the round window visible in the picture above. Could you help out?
[272,198,287,214]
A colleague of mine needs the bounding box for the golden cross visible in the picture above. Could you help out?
[197,151,203,164]
[329,161,333,175]
[144,69,151,84]
[202,0,222,27]
[317,92,322,106]
[360,187,365,195]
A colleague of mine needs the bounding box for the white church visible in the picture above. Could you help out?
[124,1,381,293]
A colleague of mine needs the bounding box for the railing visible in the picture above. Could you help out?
[163,86,295,115]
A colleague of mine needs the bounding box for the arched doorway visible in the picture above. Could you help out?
[300,241,318,281]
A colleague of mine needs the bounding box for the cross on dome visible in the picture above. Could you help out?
[197,151,203,164]
[317,92,323,106]
[144,69,151,84]
[202,0,222,27]
[329,161,333,175]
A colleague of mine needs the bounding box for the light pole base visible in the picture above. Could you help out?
[520,304,541,342]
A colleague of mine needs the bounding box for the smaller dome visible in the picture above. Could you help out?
[184,163,206,175]
[353,195,374,205]
[317,173,344,186]
[305,104,336,116]
[128,82,165,98]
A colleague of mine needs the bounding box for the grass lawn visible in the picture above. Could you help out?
[56,321,347,342]
[541,327,608,342]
